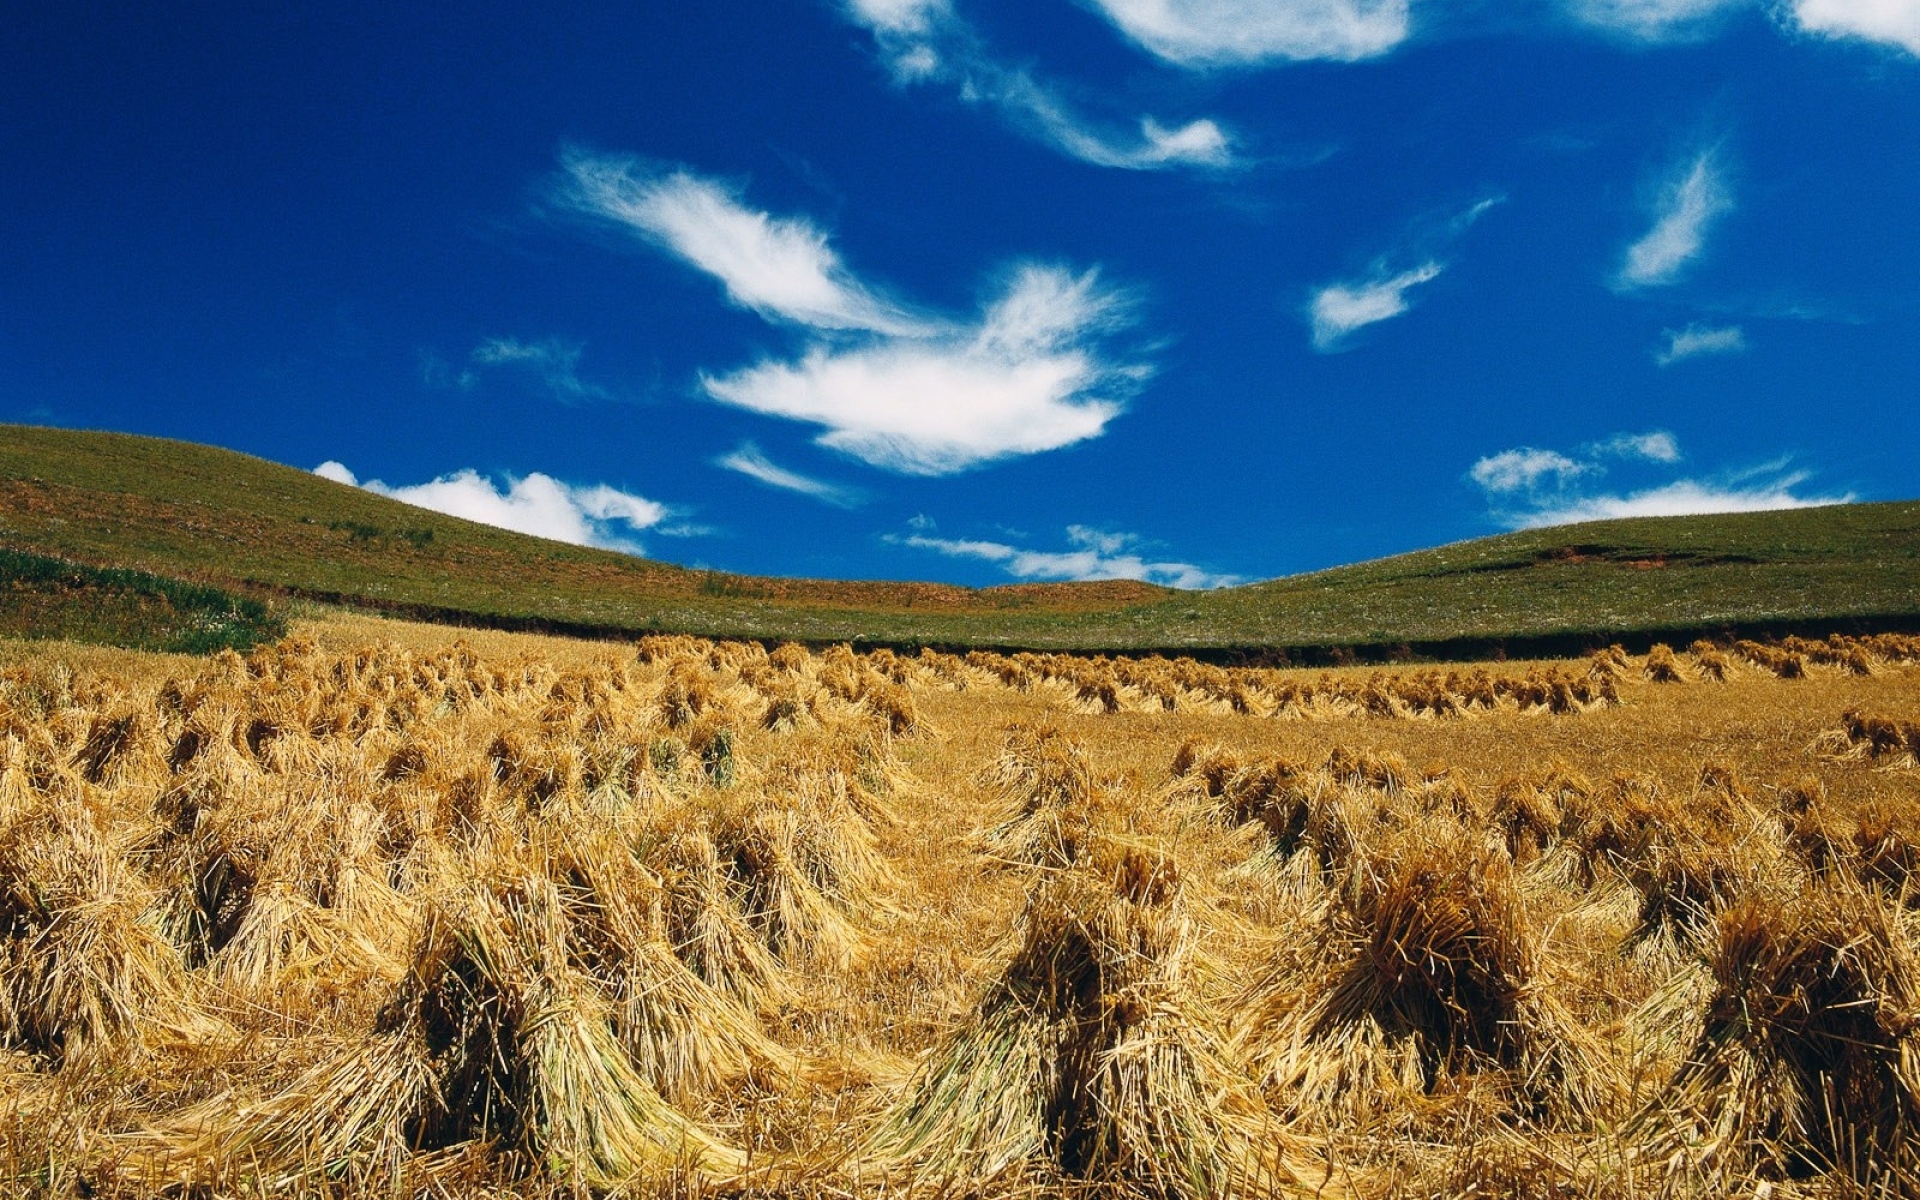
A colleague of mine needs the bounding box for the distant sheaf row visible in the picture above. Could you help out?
[940,631,1920,719]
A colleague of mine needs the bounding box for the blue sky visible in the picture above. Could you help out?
[4,1,1916,588]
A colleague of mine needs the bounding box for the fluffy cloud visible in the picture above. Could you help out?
[1309,262,1442,350]
[841,0,1236,170]
[1466,432,1849,528]
[312,462,681,553]
[562,155,932,335]
[1657,323,1747,365]
[704,265,1135,474]
[896,523,1240,588]
[1617,151,1733,289]
[1789,0,1920,54]
[1080,0,1411,65]
[715,442,864,507]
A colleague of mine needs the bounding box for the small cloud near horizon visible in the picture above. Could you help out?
[313,461,690,554]
[892,522,1240,589]
[1465,430,1851,527]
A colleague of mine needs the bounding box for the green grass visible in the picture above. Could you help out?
[0,546,285,653]
[3,422,1918,655]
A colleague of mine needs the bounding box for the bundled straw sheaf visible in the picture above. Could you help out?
[1239,826,1613,1127]
[978,723,1103,868]
[868,851,1291,1198]
[1637,882,1920,1190]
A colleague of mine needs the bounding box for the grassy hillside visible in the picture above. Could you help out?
[3,423,1918,653]
[0,546,284,653]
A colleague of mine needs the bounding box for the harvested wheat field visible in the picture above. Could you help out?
[5,614,1920,1198]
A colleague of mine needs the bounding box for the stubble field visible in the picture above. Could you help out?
[4,613,1920,1198]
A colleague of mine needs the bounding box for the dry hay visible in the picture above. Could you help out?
[1822,708,1920,767]
[1637,882,1920,1190]
[136,872,749,1192]
[1643,643,1689,684]
[1237,825,1614,1130]
[977,722,1105,868]
[5,623,1920,1197]
[865,848,1300,1198]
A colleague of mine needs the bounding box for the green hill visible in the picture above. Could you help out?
[3,423,1917,656]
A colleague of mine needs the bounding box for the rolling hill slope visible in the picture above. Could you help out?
[3,423,1918,655]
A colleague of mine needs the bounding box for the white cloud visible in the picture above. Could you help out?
[1305,195,1500,351]
[1309,261,1442,350]
[1567,0,1920,52]
[1594,430,1684,462]
[1513,476,1852,526]
[1567,0,1748,39]
[841,0,1237,170]
[561,154,933,335]
[987,71,1236,169]
[1081,0,1412,65]
[1469,448,1590,493]
[1656,323,1747,365]
[704,265,1135,474]
[896,524,1240,588]
[715,442,864,507]
[1789,0,1920,54]
[314,460,358,486]
[1466,433,1851,528]
[466,337,613,402]
[1617,150,1733,289]
[563,158,1146,474]
[845,0,948,35]
[311,462,680,554]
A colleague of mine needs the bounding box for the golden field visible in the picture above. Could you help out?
[3,613,1920,1197]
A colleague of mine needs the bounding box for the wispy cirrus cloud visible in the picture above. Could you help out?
[1566,0,1748,40]
[1616,149,1733,289]
[894,522,1240,588]
[464,337,614,403]
[1079,0,1412,66]
[1308,196,1500,351]
[1512,475,1848,525]
[1466,431,1849,528]
[312,461,689,553]
[562,155,933,335]
[1594,429,1683,462]
[703,264,1137,474]
[1563,0,1920,54]
[1310,262,1442,350]
[841,0,1235,170]
[1657,323,1746,365]
[715,442,864,507]
[563,154,1145,475]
